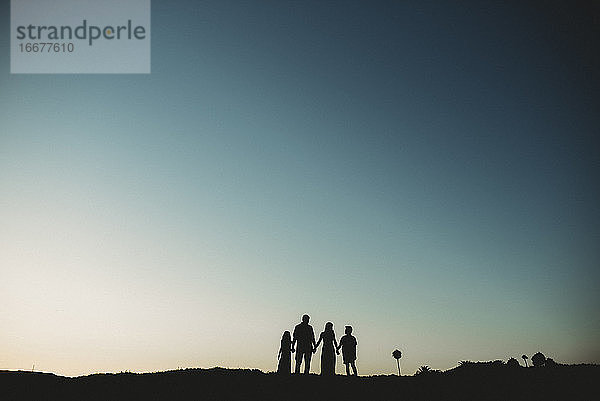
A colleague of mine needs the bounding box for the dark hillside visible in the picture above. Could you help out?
[2,364,598,401]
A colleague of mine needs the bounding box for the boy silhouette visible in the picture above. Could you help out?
[337,325,358,376]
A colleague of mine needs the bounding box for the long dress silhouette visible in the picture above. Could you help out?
[315,322,339,376]
[277,331,293,374]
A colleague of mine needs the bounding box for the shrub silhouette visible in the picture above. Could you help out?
[532,352,546,367]
[506,357,520,368]
[455,360,505,371]
[415,365,441,376]
[415,365,431,376]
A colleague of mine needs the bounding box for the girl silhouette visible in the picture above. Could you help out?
[277,331,293,374]
[314,322,339,376]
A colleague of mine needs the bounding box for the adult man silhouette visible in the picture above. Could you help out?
[292,314,316,374]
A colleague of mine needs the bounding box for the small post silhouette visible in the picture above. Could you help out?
[522,354,528,368]
[392,349,402,376]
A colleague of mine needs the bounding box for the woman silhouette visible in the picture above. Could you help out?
[314,322,339,376]
[277,331,293,374]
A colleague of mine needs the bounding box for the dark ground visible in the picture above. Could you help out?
[2,364,598,400]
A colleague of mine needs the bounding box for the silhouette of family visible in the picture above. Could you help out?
[277,314,358,376]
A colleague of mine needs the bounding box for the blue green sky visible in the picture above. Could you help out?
[1,1,599,376]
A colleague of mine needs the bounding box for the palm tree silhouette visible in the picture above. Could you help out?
[392,349,402,376]
[522,354,528,368]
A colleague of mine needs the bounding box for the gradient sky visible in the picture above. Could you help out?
[1,1,599,376]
